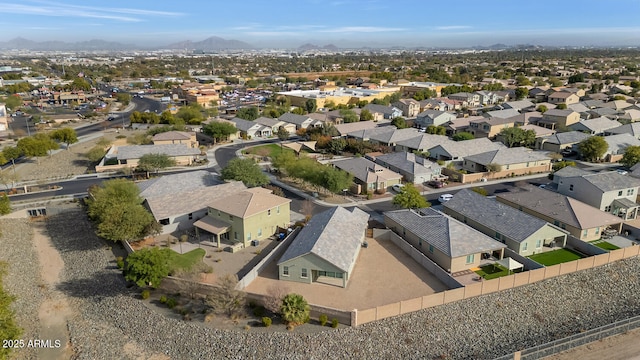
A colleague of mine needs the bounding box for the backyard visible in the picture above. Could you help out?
[243,143,295,158]
[474,263,521,280]
[591,241,620,251]
[528,248,584,266]
[168,248,206,271]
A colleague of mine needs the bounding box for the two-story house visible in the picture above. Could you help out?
[363,103,403,120]
[448,92,480,107]
[548,92,580,106]
[415,110,456,129]
[553,167,640,220]
[392,99,421,118]
[536,109,581,130]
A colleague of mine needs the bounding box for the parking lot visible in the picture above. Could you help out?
[244,236,449,310]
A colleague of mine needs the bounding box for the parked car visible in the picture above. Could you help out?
[438,194,454,203]
[392,184,405,192]
[616,169,628,175]
[561,148,577,156]
[427,180,444,188]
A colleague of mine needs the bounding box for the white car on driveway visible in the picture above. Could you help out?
[392,184,404,192]
[438,194,454,203]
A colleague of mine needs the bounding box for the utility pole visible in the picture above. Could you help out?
[25,116,30,136]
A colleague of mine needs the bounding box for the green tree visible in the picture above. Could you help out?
[86,146,107,163]
[499,127,536,148]
[221,158,269,187]
[514,87,529,100]
[136,153,177,173]
[304,99,317,114]
[86,179,159,242]
[280,293,310,326]
[359,109,374,121]
[391,117,407,129]
[116,92,131,105]
[124,247,172,288]
[620,145,640,168]
[578,136,608,162]
[471,187,488,196]
[2,146,22,173]
[339,109,359,123]
[176,104,205,124]
[236,106,260,121]
[426,125,446,135]
[392,183,430,209]
[3,95,22,110]
[49,128,78,150]
[536,105,548,114]
[17,134,59,159]
[552,160,576,172]
[568,73,585,83]
[452,132,475,141]
[327,138,347,154]
[556,103,567,110]
[202,121,237,144]
[0,262,22,359]
[0,194,11,215]
[321,167,353,193]
[276,127,290,141]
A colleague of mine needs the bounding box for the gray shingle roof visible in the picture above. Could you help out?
[572,171,640,193]
[277,207,369,271]
[151,131,193,141]
[570,117,621,133]
[279,112,311,125]
[432,138,505,159]
[367,128,422,145]
[603,133,640,155]
[384,208,505,257]
[374,151,440,177]
[116,144,200,160]
[544,131,590,145]
[485,109,521,119]
[607,122,640,137]
[443,189,561,243]
[254,116,280,127]
[230,117,263,132]
[332,157,402,184]
[394,133,449,151]
[464,147,550,166]
[364,103,399,116]
[138,170,221,199]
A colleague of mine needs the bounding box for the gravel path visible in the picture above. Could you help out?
[5,205,640,359]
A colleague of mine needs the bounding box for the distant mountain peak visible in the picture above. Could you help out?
[165,36,253,50]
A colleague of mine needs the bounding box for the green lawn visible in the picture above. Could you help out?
[593,241,620,251]
[475,264,518,280]
[528,248,584,266]
[243,144,294,158]
[167,248,206,271]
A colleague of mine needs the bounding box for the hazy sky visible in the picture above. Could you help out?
[1,0,640,48]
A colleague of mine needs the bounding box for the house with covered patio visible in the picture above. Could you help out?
[194,187,291,249]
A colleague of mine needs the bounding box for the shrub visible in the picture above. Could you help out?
[141,289,150,300]
[159,295,167,304]
[204,313,215,323]
[253,306,265,317]
[262,317,272,327]
[244,324,251,331]
[319,314,328,326]
[116,135,126,139]
[166,297,177,309]
[116,257,125,269]
[331,318,339,328]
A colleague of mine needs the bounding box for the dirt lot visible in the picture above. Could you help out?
[543,328,640,360]
[244,236,448,310]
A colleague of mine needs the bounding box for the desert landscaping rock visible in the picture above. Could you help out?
[4,205,640,359]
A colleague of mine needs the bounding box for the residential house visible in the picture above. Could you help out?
[346,126,398,142]
[548,92,580,106]
[553,167,640,220]
[443,189,568,256]
[371,151,442,184]
[415,110,456,128]
[496,185,623,241]
[602,134,640,162]
[393,133,450,153]
[140,172,247,234]
[230,117,272,138]
[619,109,640,123]
[393,99,421,117]
[419,99,451,112]
[537,109,581,130]
[537,131,590,153]
[562,88,587,98]
[446,116,478,135]
[529,87,551,102]
[475,91,498,105]
[501,100,535,112]
[384,208,506,273]
[483,108,522,119]
[254,116,297,135]
[97,144,201,172]
[468,116,520,139]
[605,123,640,138]
[194,187,291,248]
[448,92,480,107]
[363,103,403,120]
[569,117,622,135]
[277,207,369,288]
[494,90,513,103]
[0,104,8,132]
[279,112,318,130]
[588,107,619,120]
[462,147,552,173]
[367,127,422,147]
[332,157,402,193]
[151,131,199,148]
[603,100,633,111]
[428,138,505,163]
[334,121,379,137]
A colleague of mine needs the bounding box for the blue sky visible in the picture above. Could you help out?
[1,0,640,48]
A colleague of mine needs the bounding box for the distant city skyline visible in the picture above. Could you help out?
[1,0,640,48]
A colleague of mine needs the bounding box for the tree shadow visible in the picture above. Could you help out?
[43,207,109,253]
[56,271,132,299]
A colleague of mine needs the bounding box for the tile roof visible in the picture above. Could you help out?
[443,189,564,243]
[544,109,578,117]
[277,207,369,272]
[334,120,378,135]
[384,208,505,257]
[544,131,590,145]
[502,100,535,111]
[145,181,247,221]
[374,151,441,176]
[496,185,622,230]
[570,117,621,133]
[432,137,505,159]
[116,144,200,160]
[394,133,449,151]
[484,109,521,119]
[138,170,221,199]
[464,147,550,166]
[367,127,422,144]
[607,122,640,137]
[254,116,280,127]
[572,171,640,193]
[279,112,312,125]
[332,157,402,184]
[208,187,291,218]
[230,117,264,132]
[603,133,640,155]
[151,131,193,141]
[518,124,556,137]
[346,126,397,141]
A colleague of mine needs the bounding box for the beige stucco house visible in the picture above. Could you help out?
[152,131,199,148]
[548,92,580,106]
[462,147,552,173]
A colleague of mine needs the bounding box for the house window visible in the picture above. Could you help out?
[466,254,475,264]
[188,213,193,220]
[561,224,566,229]
[596,227,600,235]
[495,232,501,240]
[217,211,220,217]
[229,214,233,220]
[554,220,560,226]
[159,218,170,225]
[583,230,588,237]
[523,243,528,251]
[619,190,623,196]
[628,189,635,196]
[536,240,541,248]
[277,206,280,214]
[283,266,289,276]
[258,228,262,237]
[234,232,238,240]
[268,209,271,216]
[605,205,612,212]
[569,184,574,191]
[429,245,434,253]
[301,268,308,278]
[526,162,530,167]
[247,232,252,241]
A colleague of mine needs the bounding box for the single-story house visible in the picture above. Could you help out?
[279,112,320,130]
[496,185,623,241]
[415,110,456,128]
[428,137,505,163]
[151,131,199,148]
[462,147,552,173]
[371,151,443,184]
[602,134,640,162]
[332,157,402,193]
[537,131,590,153]
[277,207,369,288]
[384,208,507,273]
[254,116,297,135]
[230,117,272,138]
[97,143,201,172]
[363,103,403,120]
[393,133,449,153]
[443,189,568,256]
[569,117,622,135]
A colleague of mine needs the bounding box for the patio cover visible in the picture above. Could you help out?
[497,257,523,272]
[283,141,317,153]
[193,216,230,235]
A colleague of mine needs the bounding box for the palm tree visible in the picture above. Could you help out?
[280,293,310,326]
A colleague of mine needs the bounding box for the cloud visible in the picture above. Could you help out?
[319,26,406,33]
[436,25,472,31]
